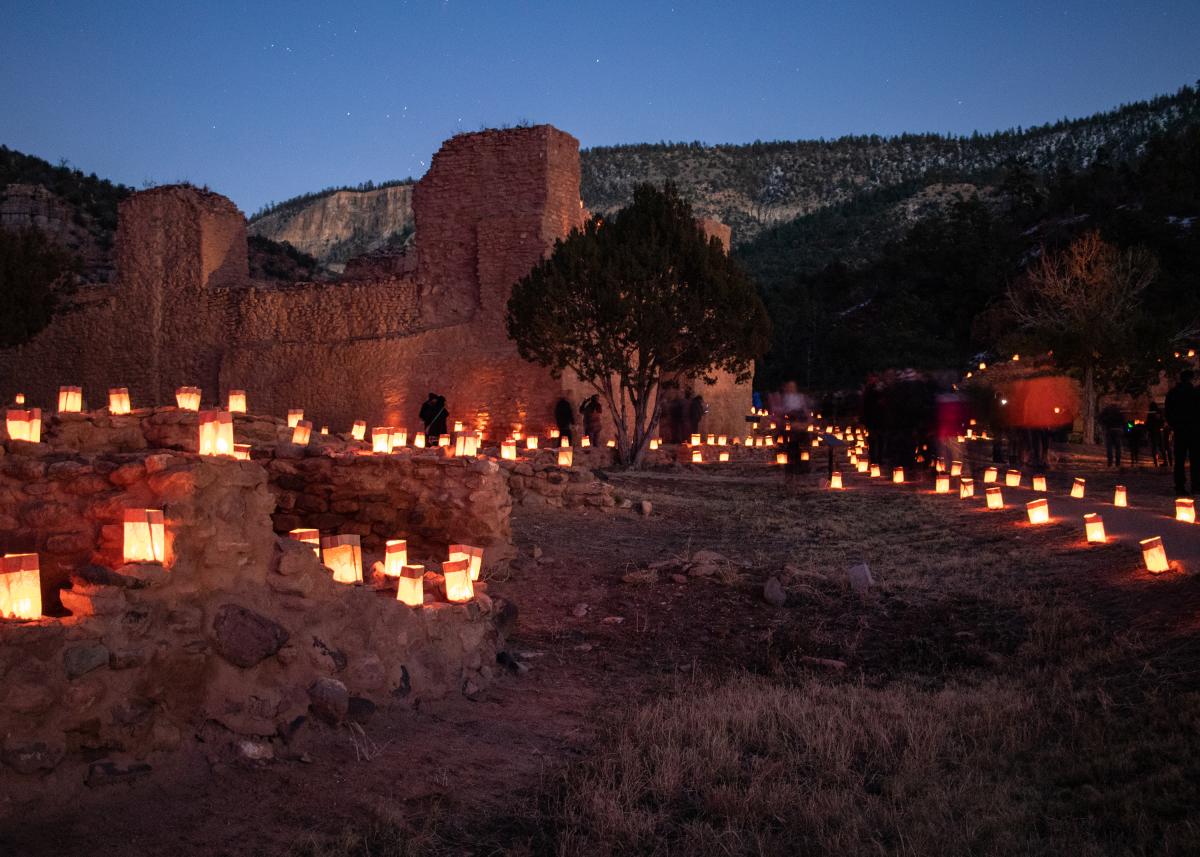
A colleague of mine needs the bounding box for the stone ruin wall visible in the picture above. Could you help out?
[0,446,512,809]
[0,124,751,446]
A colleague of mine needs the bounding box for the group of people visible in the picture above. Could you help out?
[555,395,605,446]
[1095,370,1199,497]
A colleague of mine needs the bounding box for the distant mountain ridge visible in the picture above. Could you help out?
[243,83,1199,267]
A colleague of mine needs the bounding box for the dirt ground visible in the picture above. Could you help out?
[3,455,1200,856]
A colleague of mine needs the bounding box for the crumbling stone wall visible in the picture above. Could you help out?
[0,125,750,439]
[0,448,511,811]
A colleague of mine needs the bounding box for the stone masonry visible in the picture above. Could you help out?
[0,125,751,439]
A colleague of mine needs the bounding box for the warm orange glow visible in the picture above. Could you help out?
[1113,485,1127,507]
[800,451,810,461]
[292,420,312,446]
[321,535,363,584]
[718,435,728,446]
[233,443,251,460]
[935,458,946,473]
[559,436,570,448]
[649,438,661,451]
[397,564,425,606]
[351,421,367,441]
[775,453,788,466]
[706,433,716,445]
[986,486,1004,509]
[391,429,408,450]
[581,436,591,448]
[549,428,560,439]
[198,411,234,456]
[13,393,23,405]
[501,440,517,460]
[1084,513,1106,543]
[690,433,701,445]
[449,544,484,581]
[1176,498,1196,524]
[289,528,319,557]
[830,471,843,489]
[0,553,41,620]
[1005,470,1021,488]
[892,467,904,483]
[287,409,304,428]
[108,387,131,415]
[227,390,247,413]
[935,475,950,494]
[123,508,165,564]
[372,427,391,453]
[1071,478,1085,499]
[692,450,704,463]
[869,463,881,478]
[320,426,328,435]
[384,539,408,576]
[856,459,869,474]
[1032,475,1047,492]
[526,436,539,450]
[438,435,451,448]
[58,385,82,413]
[414,432,426,449]
[454,421,465,433]
[1026,498,1050,525]
[558,448,574,467]
[443,558,474,602]
[1140,536,1169,573]
[175,386,201,411]
[6,408,42,443]
[983,467,998,484]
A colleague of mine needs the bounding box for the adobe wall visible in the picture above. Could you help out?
[0,125,751,440]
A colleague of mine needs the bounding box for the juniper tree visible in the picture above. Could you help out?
[507,183,770,466]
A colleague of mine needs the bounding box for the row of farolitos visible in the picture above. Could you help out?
[835,447,1194,575]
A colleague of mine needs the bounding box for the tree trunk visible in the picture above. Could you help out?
[1082,363,1097,446]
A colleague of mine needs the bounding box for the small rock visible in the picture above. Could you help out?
[238,740,274,761]
[308,677,349,724]
[575,642,594,652]
[210,604,290,668]
[637,500,653,516]
[621,568,657,585]
[1,737,66,774]
[687,563,719,578]
[531,545,543,559]
[670,574,688,585]
[570,602,590,618]
[691,549,731,565]
[64,643,110,679]
[847,562,873,596]
[762,576,787,607]
[600,616,625,625]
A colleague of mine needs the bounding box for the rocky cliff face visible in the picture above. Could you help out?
[247,184,414,271]
[0,183,114,281]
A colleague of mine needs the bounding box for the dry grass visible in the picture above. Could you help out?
[294,471,1200,856]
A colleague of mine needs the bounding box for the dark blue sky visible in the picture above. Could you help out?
[2,1,1197,214]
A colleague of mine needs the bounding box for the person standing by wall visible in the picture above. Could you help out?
[1165,370,1198,495]
[419,392,449,442]
[580,394,603,446]
[1147,402,1169,468]
[689,392,708,440]
[554,397,575,446]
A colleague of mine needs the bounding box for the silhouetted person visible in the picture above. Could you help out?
[419,393,449,441]
[689,393,707,439]
[554,397,575,445]
[1098,403,1125,468]
[1147,402,1168,467]
[580,394,603,446]
[1127,419,1146,468]
[1165,370,1198,495]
